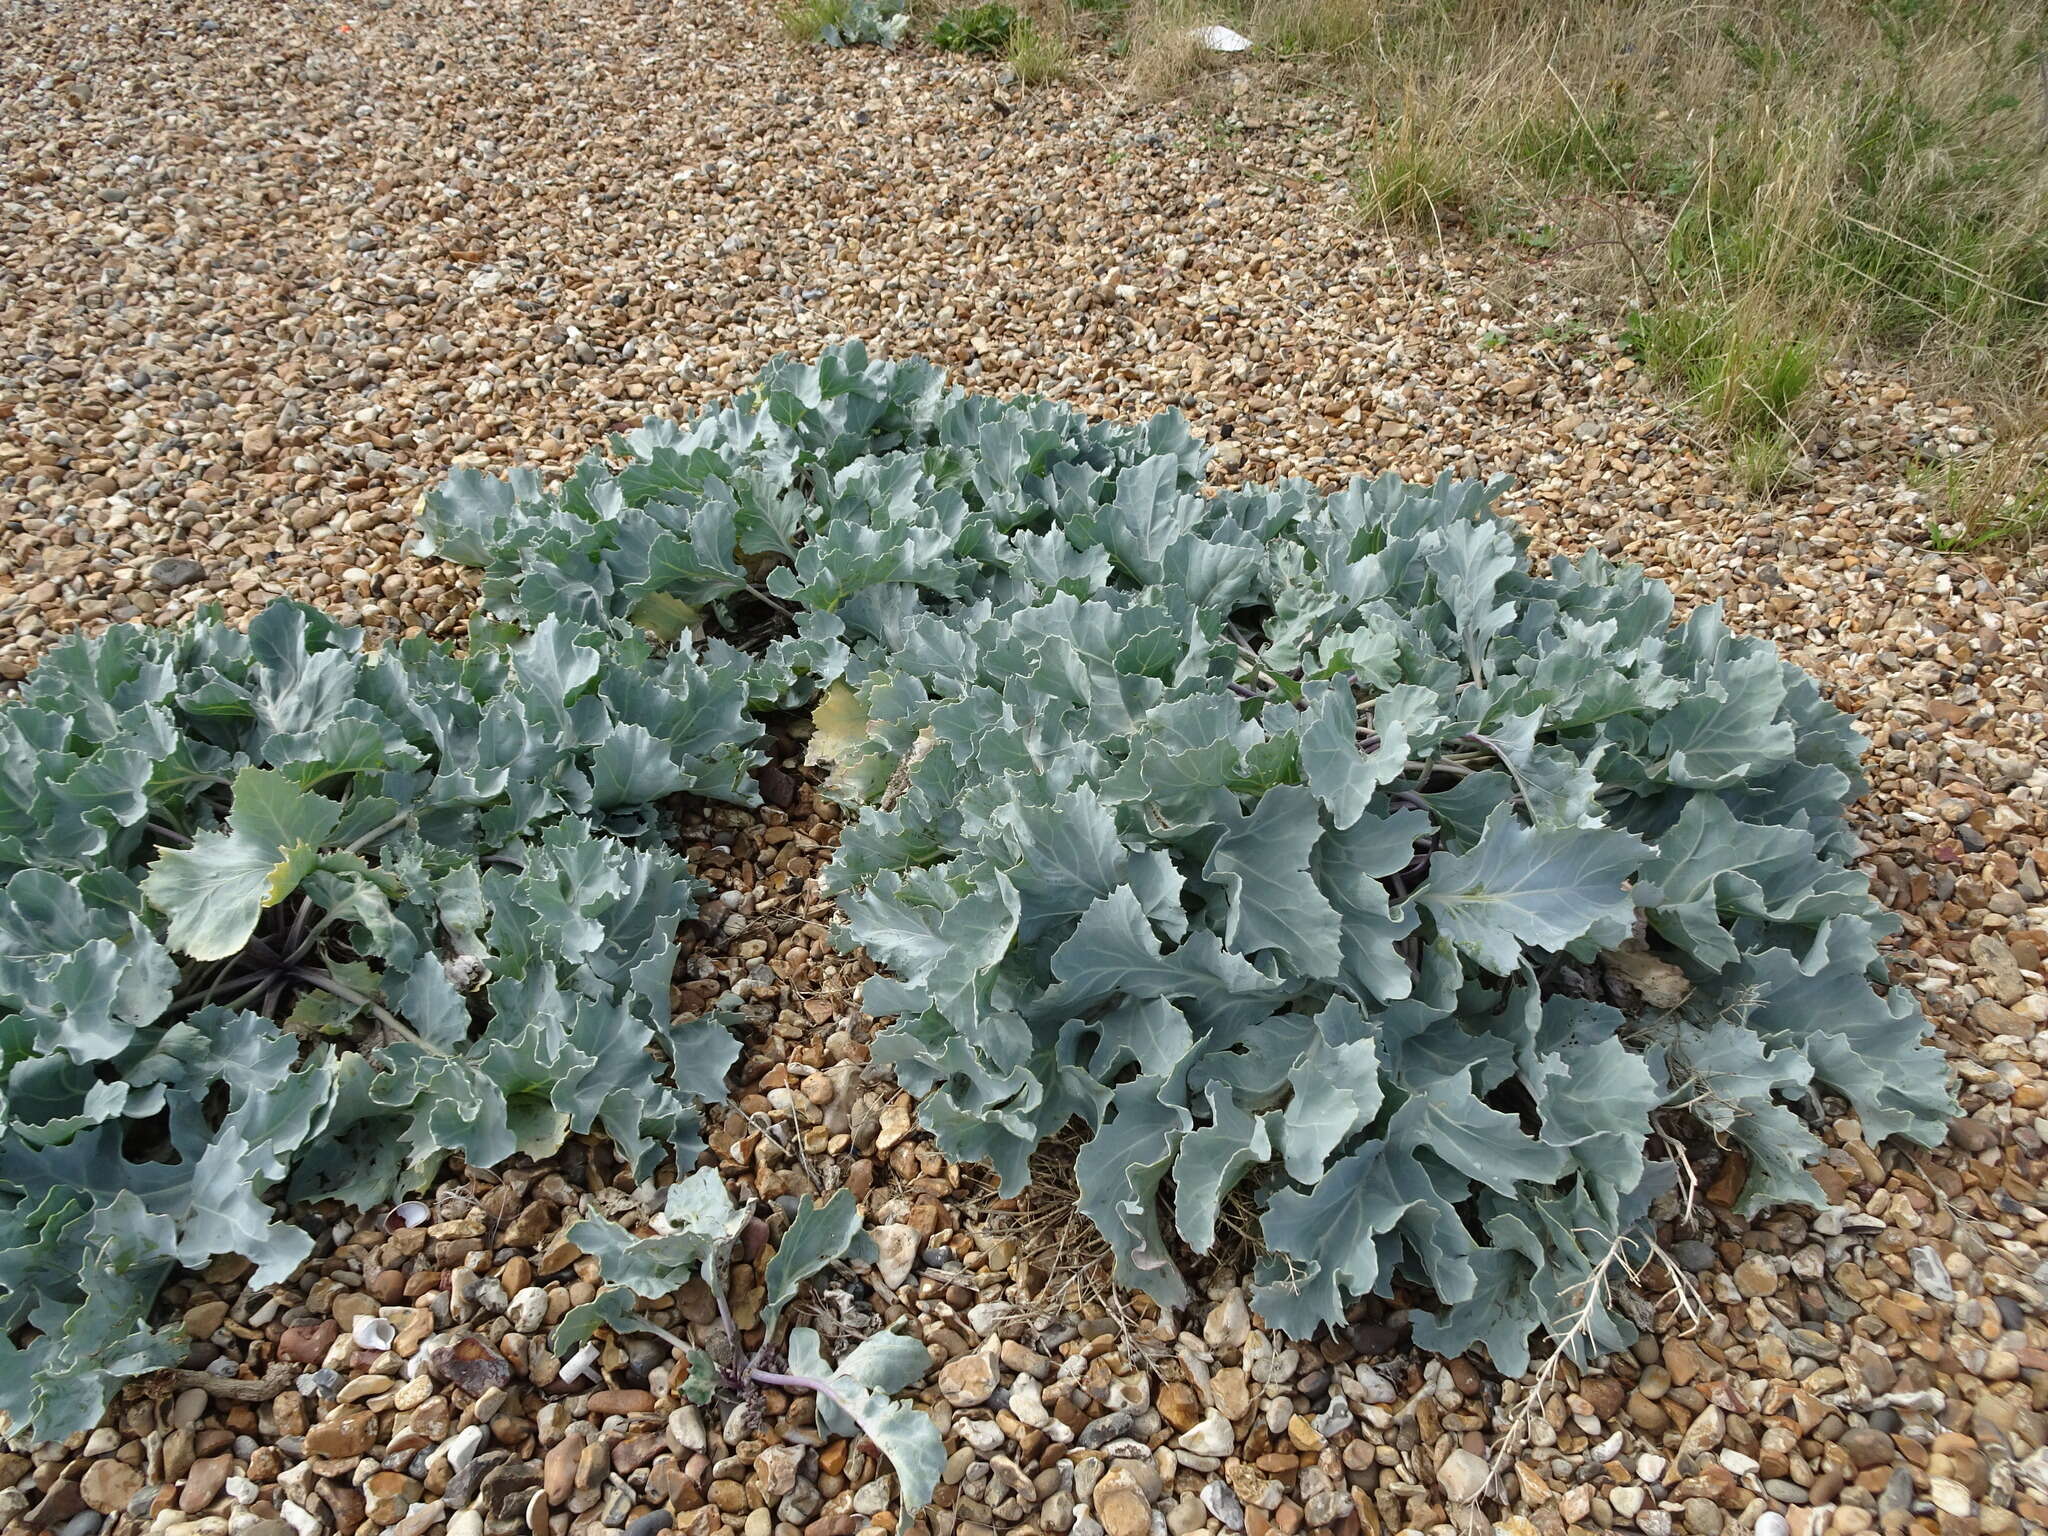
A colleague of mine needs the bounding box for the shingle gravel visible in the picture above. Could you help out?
[3,2,2045,1535]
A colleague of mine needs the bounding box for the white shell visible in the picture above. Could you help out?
[1189,24,1253,52]
[352,1314,396,1351]
[384,1200,430,1232]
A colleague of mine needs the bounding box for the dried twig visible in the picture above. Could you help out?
[1481,1228,1703,1499]
[156,1364,298,1402]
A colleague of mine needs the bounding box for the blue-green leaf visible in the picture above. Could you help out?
[784,1327,944,1510]
[1172,1086,1271,1255]
[566,1168,746,1299]
[764,1189,876,1333]
[1202,786,1343,978]
[1418,806,1647,974]
[141,768,341,960]
[1073,1079,1193,1308]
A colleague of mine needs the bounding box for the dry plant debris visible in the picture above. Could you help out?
[1,3,2046,1536]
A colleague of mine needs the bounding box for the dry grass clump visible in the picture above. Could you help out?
[1007,16,1075,83]
[1924,418,2048,551]
[1119,0,2048,540]
[1121,0,1234,99]
[971,1130,1179,1366]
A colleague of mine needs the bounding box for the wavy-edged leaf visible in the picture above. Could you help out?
[764,1189,877,1333]
[141,768,341,960]
[1202,785,1343,979]
[566,1167,745,1299]
[552,1285,645,1355]
[1387,1063,1569,1197]
[1281,1003,1384,1185]
[1172,1086,1271,1255]
[1073,1079,1192,1308]
[1417,805,1647,974]
[789,1325,933,1438]
[783,1326,945,1510]
[1312,807,1426,1004]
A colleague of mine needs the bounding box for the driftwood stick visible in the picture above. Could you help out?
[157,1364,299,1402]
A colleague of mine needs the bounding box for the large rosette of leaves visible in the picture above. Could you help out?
[421,343,1953,1378]
[0,603,754,1440]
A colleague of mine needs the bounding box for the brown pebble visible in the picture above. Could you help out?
[1733,1257,1779,1297]
[587,1388,657,1415]
[303,1410,378,1460]
[280,1321,339,1366]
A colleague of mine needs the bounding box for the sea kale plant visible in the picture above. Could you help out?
[421,343,1954,1374]
[0,602,755,1439]
[783,0,911,50]
[0,343,1953,1449]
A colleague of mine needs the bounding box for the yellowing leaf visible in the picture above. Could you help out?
[807,680,880,797]
[263,845,321,906]
[1603,941,1693,1010]
[629,592,702,643]
[142,770,342,961]
[808,681,869,763]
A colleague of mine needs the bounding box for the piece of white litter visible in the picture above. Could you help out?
[1189,24,1253,52]
[560,1343,600,1386]
[352,1314,396,1351]
[384,1200,430,1232]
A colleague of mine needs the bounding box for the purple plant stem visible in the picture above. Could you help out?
[748,1366,860,1424]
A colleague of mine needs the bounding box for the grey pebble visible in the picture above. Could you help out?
[148,557,206,590]
[1909,1245,1956,1302]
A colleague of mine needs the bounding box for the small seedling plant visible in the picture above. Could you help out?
[554,1173,944,1510]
